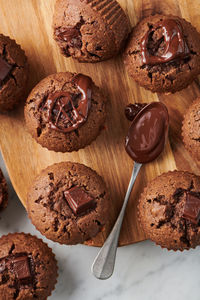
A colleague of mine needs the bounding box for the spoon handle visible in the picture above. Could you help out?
[91,162,142,280]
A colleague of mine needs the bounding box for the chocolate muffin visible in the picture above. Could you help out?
[53,0,131,62]
[0,233,57,299]
[124,14,200,93]
[182,97,200,161]
[24,72,106,152]
[138,171,200,250]
[0,34,28,111]
[27,162,110,245]
[0,168,8,212]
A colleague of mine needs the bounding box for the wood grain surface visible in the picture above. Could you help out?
[0,0,199,246]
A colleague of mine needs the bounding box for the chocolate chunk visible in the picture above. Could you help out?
[12,255,32,282]
[55,18,84,56]
[56,28,82,50]
[141,19,190,65]
[0,57,12,86]
[125,103,147,121]
[182,191,200,224]
[64,186,95,215]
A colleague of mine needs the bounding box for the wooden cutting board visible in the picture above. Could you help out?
[0,0,200,247]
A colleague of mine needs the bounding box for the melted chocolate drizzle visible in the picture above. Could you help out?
[125,102,169,164]
[141,19,190,65]
[44,74,92,133]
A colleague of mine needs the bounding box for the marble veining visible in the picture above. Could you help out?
[0,153,199,300]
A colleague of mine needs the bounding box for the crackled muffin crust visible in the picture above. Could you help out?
[24,72,106,152]
[27,162,110,245]
[182,97,200,161]
[0,233,57,299]
[0,168,8,212]
[53,0,131,62]
[0,34,28,111]
[138,171,200,250]
[124,14,200,93]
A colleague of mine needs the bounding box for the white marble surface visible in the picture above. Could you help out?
[0,154,200,300]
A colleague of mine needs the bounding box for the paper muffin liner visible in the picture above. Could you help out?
[0,232,58,298]
[87,0,131,46]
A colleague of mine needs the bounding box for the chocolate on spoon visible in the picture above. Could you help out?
[125,102,169,163]
[92,102,169,280]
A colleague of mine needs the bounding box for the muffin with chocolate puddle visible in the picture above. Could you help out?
[0,233,57,299]
[27,162,110,245]
[24,72,106,152]
[53,0,131,62]
[0,34,28,111]
[124,14,200,93]
[138,171,200,250]
[182,97,200,161]
[0,168,8,212]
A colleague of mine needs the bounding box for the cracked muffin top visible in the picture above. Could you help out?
[182,97,200,162]
[138,171,200,250]
[0,233,57,299]
[0,168,8,212]
[27,162,110,245]
[24,72,107,153]
[124,14,200,93]
[0,34,28,111]
[53,0,131,62]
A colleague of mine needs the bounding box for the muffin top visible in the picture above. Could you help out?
[124,14,200,93]
[0,34,28,111]
[27,162,110,245]
[53,0,130,62]
[0,233,57,299]
[138,171,200,250]
[0,168,8,212]
[182,97,200,161]
[24,72,106,152]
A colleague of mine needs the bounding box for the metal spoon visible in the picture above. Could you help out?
[91,162,142,280]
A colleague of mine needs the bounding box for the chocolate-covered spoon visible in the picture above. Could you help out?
[91,102,169,280]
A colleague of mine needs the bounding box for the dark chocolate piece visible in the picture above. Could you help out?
[125,103,147,121]
[125,102,169,163]
[12,255,31,282]
[44,74,92,133]
[0,57,12,86]
[182,191,200,224]
[64,186,95,215]
[55,18,84,56]
[141,19,190,65]
[0,253,34,287]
